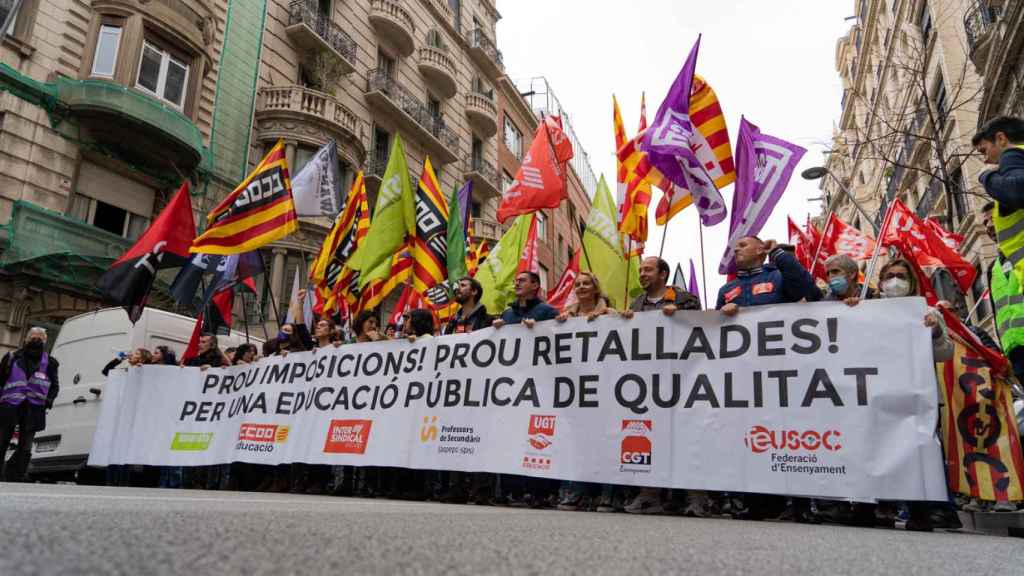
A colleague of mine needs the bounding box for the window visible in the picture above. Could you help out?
[471,201,481,218]
[950,167,968,223]
[0,0,20,35]
[536,211,546,241]
[972,262,991,322]
[920,3,932,43]
[428,95,442,121]
[372,126,390,165]
[471,137,483,167]
[377,49,395,79]
[502,170,514,194]
[538,263,549,293]
[934,72,948,127]
[426,29,445,50]
[70,194,150,240]
[503,116,522,159]
[136,41,189,108]
[448,0,461,30]
[91,25,121,78]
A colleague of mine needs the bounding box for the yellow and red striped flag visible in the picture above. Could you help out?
[617,94,654,245]
[937,337,1024,501]
[191,140,298,254]
[412,157,449,296]
[357,245,412,313]
[653,75,735,225]
[310,172,370,314]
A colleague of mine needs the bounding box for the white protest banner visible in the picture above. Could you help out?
[89,299,948,501]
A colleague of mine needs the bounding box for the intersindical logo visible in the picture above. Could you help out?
[323,419,373,454]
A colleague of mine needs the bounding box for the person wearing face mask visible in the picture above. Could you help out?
[0,327,59,482]
[823,255,876,305]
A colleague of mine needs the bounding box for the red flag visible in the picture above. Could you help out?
[925,218,964,251]
[820,213,876,261]
[497,117,573,223]
[182,313,204,363]
[881,200,976,294]
[97,182,196,323]
[791,216,827,280]
[517,214,540,274]
[547,249,580,311]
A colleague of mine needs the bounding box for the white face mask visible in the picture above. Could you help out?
[881,277,911,298]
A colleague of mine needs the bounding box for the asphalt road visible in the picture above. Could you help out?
[2,483,1022,576]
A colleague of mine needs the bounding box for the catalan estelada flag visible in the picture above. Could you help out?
[937,308,1024,502]
[191,140,297,254]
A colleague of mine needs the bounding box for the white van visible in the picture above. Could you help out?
[15,307,262,482]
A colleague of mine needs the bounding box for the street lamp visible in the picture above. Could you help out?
[801,165,878,234]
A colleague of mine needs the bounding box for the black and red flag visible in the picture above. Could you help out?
[97,182,196,323]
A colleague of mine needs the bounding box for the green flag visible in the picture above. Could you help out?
[581,175,633,309]
[446,184,468,283]
[476,213,534,315]
[348,135,416,289]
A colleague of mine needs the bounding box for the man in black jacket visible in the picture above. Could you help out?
[0,327,59,481]
[443,277,492,335]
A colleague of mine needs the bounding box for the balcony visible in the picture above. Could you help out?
[472,216,501,244]
[54,77,204,172]
[417,46,457,98]
[465,91,498,137]
[425,0,459,36]
[369,0,416,56]
[364,70,460,164]
[466,28,504,79]
[0,200,132,296]
[254,85,365,161]
[285,0,357,74]
[965,1,1002,69]
[463,157,500,199]
[364,153,389,193]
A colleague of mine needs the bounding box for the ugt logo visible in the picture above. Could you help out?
[420,415,438,443]
[527,415,555,451]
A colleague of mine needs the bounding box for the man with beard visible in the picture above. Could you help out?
[0,327,60,481]
[443,277,492,335]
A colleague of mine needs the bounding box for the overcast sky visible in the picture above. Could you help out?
[497,0,854,304]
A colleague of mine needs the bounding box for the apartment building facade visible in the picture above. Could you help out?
[0,0,592,349]
[823,0,995,330]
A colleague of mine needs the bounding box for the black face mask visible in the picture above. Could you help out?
[25,339,44,356]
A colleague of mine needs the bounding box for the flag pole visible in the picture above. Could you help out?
[810,211,832,281]
[260,250,283,329]
[572,218,593,271]
[860,205,891,300]
[624,236,633,307]
[698,222,709,309]
[658,221,668,259]
[240,286,250,344]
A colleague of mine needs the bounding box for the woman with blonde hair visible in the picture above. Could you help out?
[555,272,616,322]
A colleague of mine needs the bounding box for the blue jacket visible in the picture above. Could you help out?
[716,248,819,309]
[500,298,558,324]
[980,148,1024,211]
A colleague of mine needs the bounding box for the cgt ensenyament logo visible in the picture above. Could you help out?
[744,425,842,454]
[620,420,652,469]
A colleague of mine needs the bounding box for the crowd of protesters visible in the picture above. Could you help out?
[5,117,1024,530]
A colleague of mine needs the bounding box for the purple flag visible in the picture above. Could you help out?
[718,117,807,274]
[639,35,727,226]
[457,180,473,238]
[688,259,700,301]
